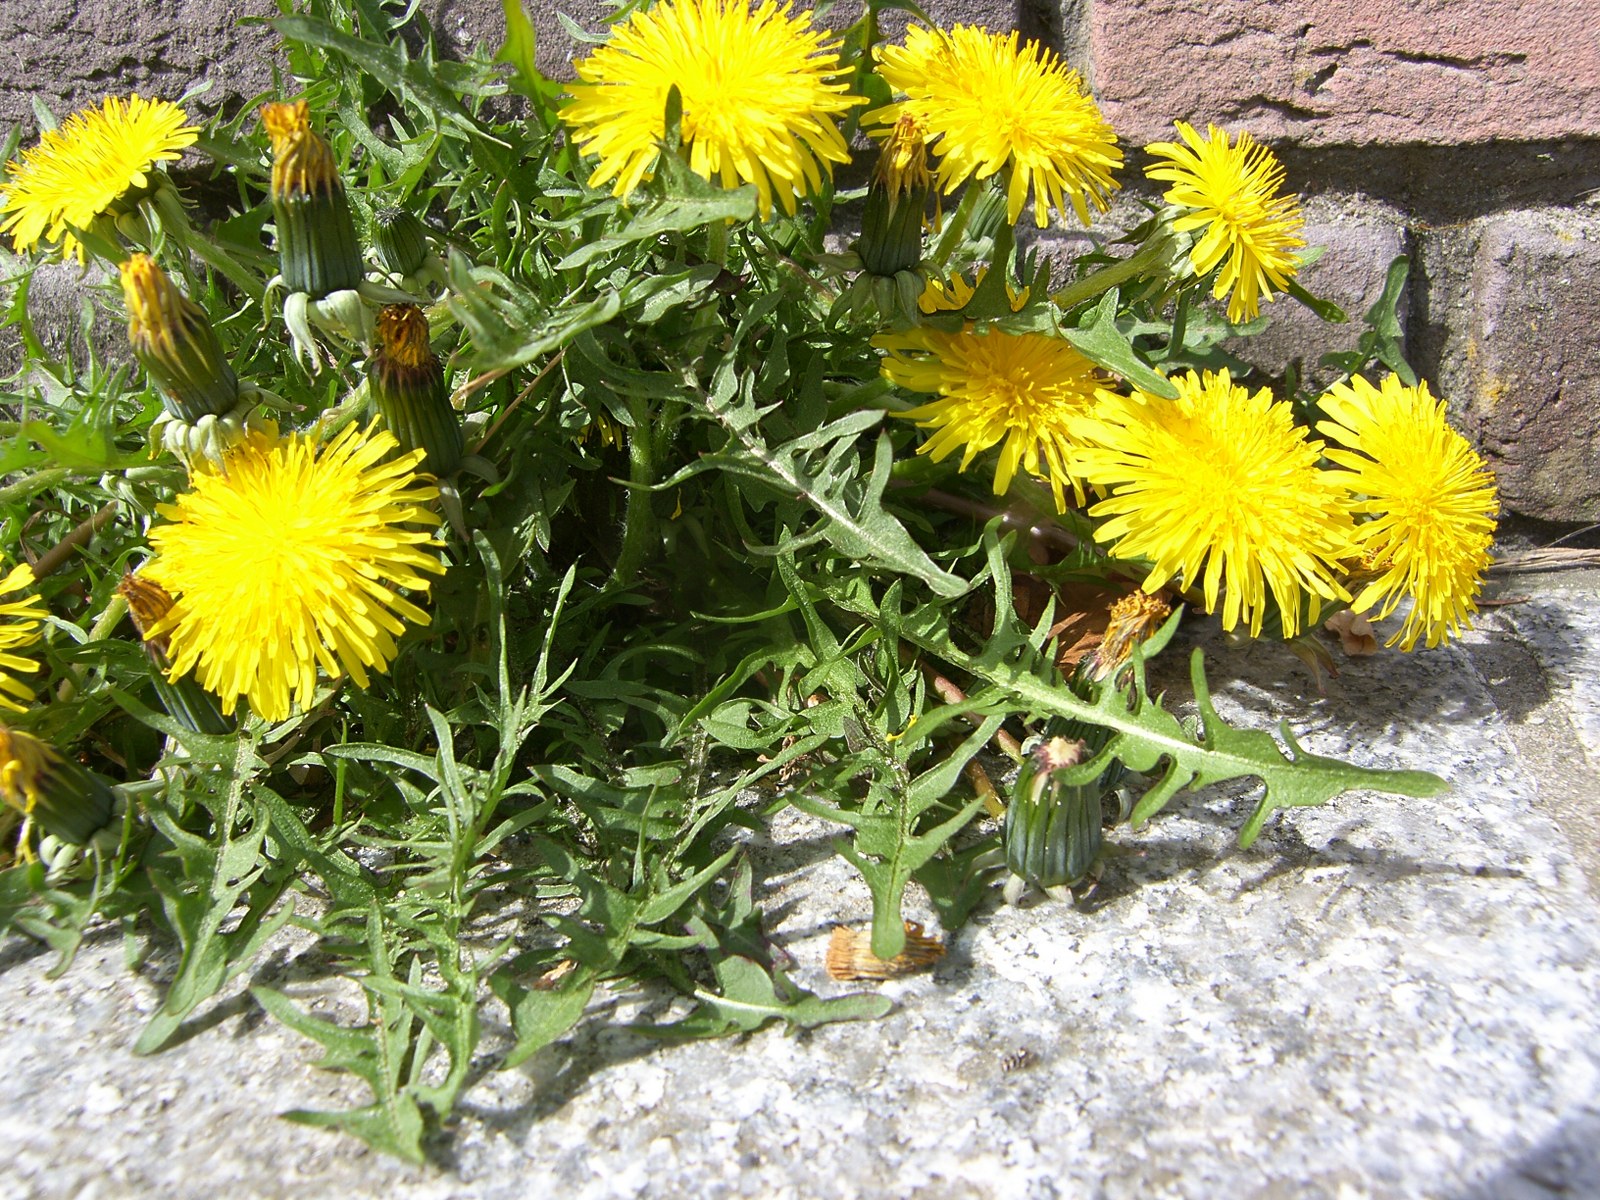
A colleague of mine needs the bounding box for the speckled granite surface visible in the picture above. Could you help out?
[5,571,1600,1200]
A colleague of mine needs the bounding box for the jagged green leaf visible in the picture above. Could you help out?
[1062,289,1180,398]
[136,738,292,1055]
[252,981,428,1164]
[813,547,1446,849]
[644,954,893,1039]
[492,967,596,1069]
[695,396,966,596]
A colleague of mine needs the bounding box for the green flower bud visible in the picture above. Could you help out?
[371,206,431,277]
[0,725,116,846]
[1004,735,1104,891]
[261,101,363,299]
[368,304,463,475]
[120,253,239,423]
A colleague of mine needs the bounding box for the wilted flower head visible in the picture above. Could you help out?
[873,113,933,201]
[260,100,362,299]
[0,724,116,847]
[1089,591,1173,680]
[369,304,463,476]
[120,253,239,424]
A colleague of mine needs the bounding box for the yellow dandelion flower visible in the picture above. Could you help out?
[0,564,46,714]
[0,724,116,847]
[0,94,197,261]
[915,264,1028,315]
[1317,374,1498,650]
[1073,370,1351,637]
[870,24,1122,229]
[142,424,447,723]
[1144,121,1305,324]
[877,276,1099,510]
[874,113,932,202]
[0,725,55,818]
[562,0,862,218]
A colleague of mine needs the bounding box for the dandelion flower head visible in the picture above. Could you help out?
[878,273,1099,510]
[871,24,1122,229]
[0,94,197,260]
[1317,374,1498,650]
[874,113,933,201]
[143,424,447,722]
[562,0,862,218]
[1073,369,1352,637]
[0,724,56,817]
[1144,121,1304,323]
[260,101,342,199]
[915,265,1028,315]
[0,564,46,714]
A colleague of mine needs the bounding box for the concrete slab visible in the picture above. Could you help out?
[5,589,1600,1199]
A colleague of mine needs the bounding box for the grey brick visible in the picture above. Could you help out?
[1416,206,1600,522]
[1235,192,1410,387]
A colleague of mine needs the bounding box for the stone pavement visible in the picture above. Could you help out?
[5,553,1600,1200]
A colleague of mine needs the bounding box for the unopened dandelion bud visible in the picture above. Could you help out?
[371,206,431,277]
[369,304,463,475]
[117,573,231,735]
[858,115,931,278]
[1004,735,1103,892]
[261,101,363,299]
[120,253,239,423]
[0,724,116,846]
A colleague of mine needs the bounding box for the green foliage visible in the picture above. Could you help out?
[1321,254,1417,386]
[0,0,1456,1166]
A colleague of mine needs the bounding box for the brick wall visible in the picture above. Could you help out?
[3,1,1597,520]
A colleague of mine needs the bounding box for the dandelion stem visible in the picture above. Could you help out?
[0,467,73,505]
[1167,289,1190,358]
[1050,230,1174,311]
[908,487,1081,553]
[931,183,982,269]
[471,350,564,454]
[926,668,1024,762]
[609,396,658,589]
[706,218,730,267]
[33,501,118,580]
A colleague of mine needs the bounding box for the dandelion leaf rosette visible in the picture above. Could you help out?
[0,0,1490,1167]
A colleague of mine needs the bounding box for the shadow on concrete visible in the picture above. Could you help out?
[1143,613,1519,737]
[1454,1107,1600,1200]
[441,981,689,1166]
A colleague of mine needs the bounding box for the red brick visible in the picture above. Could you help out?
[1089,0,1600,149]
